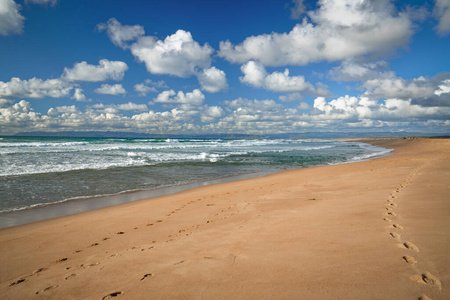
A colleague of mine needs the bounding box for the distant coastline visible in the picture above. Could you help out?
[6,130,448,139]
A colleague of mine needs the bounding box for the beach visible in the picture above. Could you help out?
[0,138,449,299]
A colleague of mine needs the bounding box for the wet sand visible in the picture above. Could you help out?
[0,138,449,299]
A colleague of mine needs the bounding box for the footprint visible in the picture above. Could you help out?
[35,285,58,294]
[65,273,76,280]
[389,203,397,207]
[56,257,68,263]
[102,292,123,299]
[402,255,417,264]
[392,224,403,230]
[33,267,48,274]
[410,272,442,290]
[383,217,392,222]
[390,232,401,241]
[116,232,125,235]
[9,278,26,286]
[403,242,420,252]
[421,272,442,290]
[386,212,397,217]
[140,273,154,281]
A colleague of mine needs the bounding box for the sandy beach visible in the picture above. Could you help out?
[0,138,449,299]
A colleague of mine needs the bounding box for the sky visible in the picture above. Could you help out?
[0,0,449,136]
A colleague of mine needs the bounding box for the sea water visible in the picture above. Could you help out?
[0,137,391,213]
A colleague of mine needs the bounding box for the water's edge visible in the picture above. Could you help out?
[0,141,391,229]
[0,171,276,229]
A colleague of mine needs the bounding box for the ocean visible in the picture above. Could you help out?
[0,136,391,214]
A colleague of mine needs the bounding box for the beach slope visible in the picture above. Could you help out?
[1,138,449,299]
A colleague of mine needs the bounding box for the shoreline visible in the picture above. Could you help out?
[0,170,277,229]
[1,137,448,299]
[0,139,391,229]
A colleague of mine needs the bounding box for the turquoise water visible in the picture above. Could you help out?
[0,137,391,213]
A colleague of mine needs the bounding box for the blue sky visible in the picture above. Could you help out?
[0,0,449,135]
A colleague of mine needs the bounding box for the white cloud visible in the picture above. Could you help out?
[97,18,145,49]
[0,77,73,99]
[134,79,167,96]
[412,79,450,107]
[329,60,394,82]
[91,102,148,113]
[2,92,449,136]
[0,0,25,36]
[47,105,78,117]
[279,92,304,102]
[130,29,213,77]
[151,89,205,106]
[240,61,329,95]
[116,102,148,111]
[310,95,450,124]
[0,100,47,131]
[434,0,450,35]
[197,67,228,93]
[363,76,440,99]
[62,59,128,82]
[219,0,414,66]
[264,69,314,93]
[290,0,306,20]
[134,83,157,96]
[26,0,58,6]
[72,88,91,102]
[94,84,126,95]
[434,79,450,96]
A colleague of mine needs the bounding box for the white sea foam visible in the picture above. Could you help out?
[0,138,395,214]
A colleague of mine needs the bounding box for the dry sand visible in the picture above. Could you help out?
[0,138,449,299]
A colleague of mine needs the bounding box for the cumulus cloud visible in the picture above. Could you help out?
[310,95,450,124]
[0,0,25,36]
[129,29,213,77]
[197,67,228,93]
[99,19,215,78]
[2,92,449,135]
[72,88,91,102]
[134,79,167,96]
[97,18,145,49]
[151,89,205,106]
[362,73,450,100]
[240,61,330,95]
[94,84,126,95]
[134,83,156,96]
[412,79,450,107]
[62,59,128,82]
[91,102,148,113]
[434,0,450,35]
[219,0,414,66]
[329,60,394,82]
[0,77,73,99]
[0,100,47,131]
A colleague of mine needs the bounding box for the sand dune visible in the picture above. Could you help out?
[1,138,449,299]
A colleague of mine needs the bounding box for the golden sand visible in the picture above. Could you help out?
[1,138,449,299]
